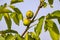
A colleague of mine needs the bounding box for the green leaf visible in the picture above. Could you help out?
[44,20,59,40]
[58,18,60,24]
[0,8,12,13]
[34,16,45,36]
[4,13,12,30]
[1,33,6,38]
[10,12,19,25]
[25,32,28,40]
[10,5,23,20]
[48,0,53,5]
[5,34,15,40]
[29,32,40,40]
[0,30,18,35]
[4,30,18,34]
[15,34,24,40]
[43,2,47,8]
[0,5,4,10]
[25,32,35,40]
[10,0,23,4]
[10,6,21,14]
[0,5,12,13]
[10,6,23,25]
[18,13,23,20]
[51,10,60,17]
[3,3,7,8]
[29,32,36,39]
[0,36,5,40]
[50,5,53,8]
[46,10,60,19]
[0,13,3,21]
[44,22,48,32]
[0,4,6,10]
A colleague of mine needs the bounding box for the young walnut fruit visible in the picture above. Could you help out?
[26,10,34,19]
[23,18,31,26]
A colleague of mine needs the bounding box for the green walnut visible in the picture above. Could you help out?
[26,10,34,19]
[23,18,31,26]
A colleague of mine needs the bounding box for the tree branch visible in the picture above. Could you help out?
[31,4,42,22]
[21,26,29,37]
[22,2,44,37]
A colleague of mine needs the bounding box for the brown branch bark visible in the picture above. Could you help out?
[22,26,29,37]
[22,2,44,37]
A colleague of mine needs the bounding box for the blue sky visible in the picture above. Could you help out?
[0,0,60,40]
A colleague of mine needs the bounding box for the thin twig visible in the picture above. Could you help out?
[31,4,42,22]
[22,26,29,36]
[22,2,44,37]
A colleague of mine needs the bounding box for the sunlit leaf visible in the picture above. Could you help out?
[0,30,18,36]
[10,5,23,20]
[10,5,23,25]
[34,16,45,36]
[0,8,12,13]
[59,34,60,40]
[46,10,60,19]
[0,13,3,21]
[10,6,21,14]
[44,20,59,40]
[25,32,35,40]
[10,12,19,25]
[0,5,4,10]
[58,18,60,24]
[18,13,23,20]
[29,32,36,39]
[25,32,28,40]
[46,10,60,24]
[0,3,7,10]
[10,0,23,4]
[3,3,7,8]
[51,10,60,17]
[15,34,23,40]
[50,5,53,8]
[4,13,12,30]
[5,34,15,40]
[29,32,40,40]
[48,0,53,5]
[44,22,48,31]
[0,4,12,13]
[43,2,47,8]
[0,36,5,40]
[4,30,18,34]
[1,33,6,38]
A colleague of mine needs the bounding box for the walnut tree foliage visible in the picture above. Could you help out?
[0,0,60,40]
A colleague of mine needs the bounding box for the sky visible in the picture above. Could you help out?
[0,0,60,40]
